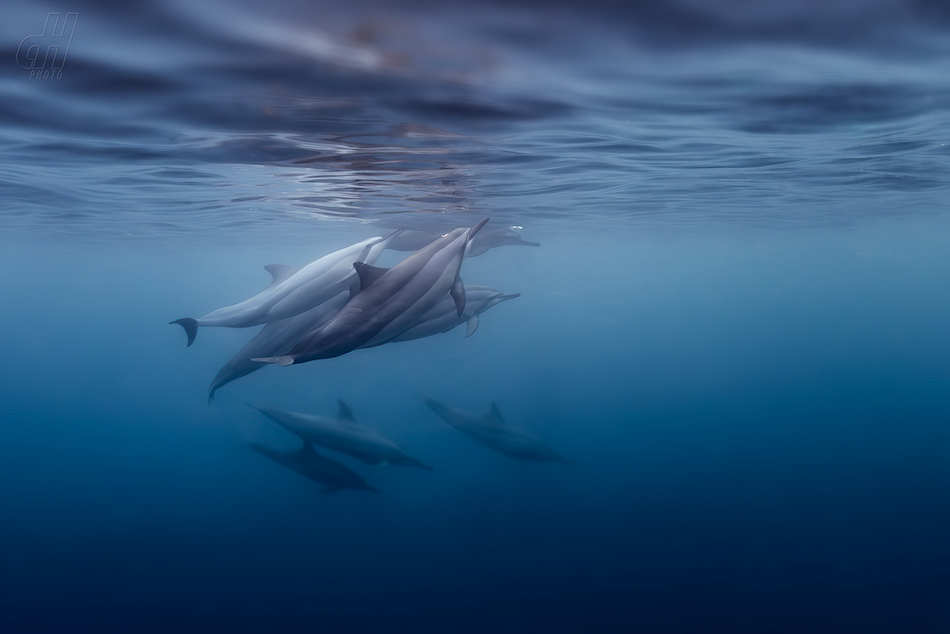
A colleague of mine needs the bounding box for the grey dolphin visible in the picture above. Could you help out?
[249,401,433,470]
[363,285,519,347]
[256,218,488,366]
[171,233,396,346]
[207,290,350,401]
[249,440,379,493]
[425,399,573,464]
[384,224,539,257]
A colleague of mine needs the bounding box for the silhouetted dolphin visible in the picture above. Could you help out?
[255,218,488,366]
[425,399,573,464]
[249,402,432,470]
[364,285,519,347]
[249,440,379,493]
[171,233,396,346]
[207,291,349,401]
[383,224,539,257]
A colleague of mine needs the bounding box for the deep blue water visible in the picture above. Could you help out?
[2,1,950,632]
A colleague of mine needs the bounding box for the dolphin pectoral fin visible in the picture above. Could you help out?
[353,262,389,291]
[489,403,506,425]
[251,356,295,366]
[337,400,357,422]
[450,277,466,316]
[464,315,480,338]
[170,318,198,347]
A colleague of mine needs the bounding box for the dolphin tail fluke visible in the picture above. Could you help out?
[170,318,198,347]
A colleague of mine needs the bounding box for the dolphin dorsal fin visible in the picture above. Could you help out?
[264,264,299,285]
[353,262,388,291]
[489,403,505,424]
[337,400,356,422]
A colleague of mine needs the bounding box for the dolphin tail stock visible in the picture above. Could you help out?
[170,318,198,347]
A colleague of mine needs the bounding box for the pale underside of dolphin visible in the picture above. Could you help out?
[425,398,573,464]
[250,440,379,493]
[249,401,433,470]
[171,233,397,346]
[255,218,488,367]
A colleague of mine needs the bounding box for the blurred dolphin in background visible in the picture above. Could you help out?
[425,399,573,464]
[249,440,379,494]
[249,402,433,470]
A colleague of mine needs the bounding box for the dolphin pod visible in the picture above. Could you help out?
[209,285,516,400]
[172,219,552,493]
[255,218,488,367]
[249,401,432,470]
[425,398,573,464]
[249,440,379,494]
[171,233,397,346]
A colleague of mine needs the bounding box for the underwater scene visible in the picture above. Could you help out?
[2,1,950,632]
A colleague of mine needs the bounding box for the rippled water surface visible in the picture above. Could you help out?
[2,1,950,632]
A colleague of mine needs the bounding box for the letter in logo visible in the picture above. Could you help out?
[17,13,79,71]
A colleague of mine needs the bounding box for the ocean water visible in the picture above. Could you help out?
[2,1,950,632]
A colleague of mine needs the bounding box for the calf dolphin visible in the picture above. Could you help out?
[425,399,573,464]
[249,402,433,470]
[249,440,379,493]
[363,285,519,347]
[171,233,396,346]
[207,290,350,401]
[256,218,488,366]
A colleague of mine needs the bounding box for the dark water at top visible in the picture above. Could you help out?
[1,1,949,632]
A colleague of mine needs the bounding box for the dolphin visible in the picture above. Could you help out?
[207,290,350,401]
[363,285,519,347]
[249,401,433,470]
[171,233,397,346]
[425,399,573,464]
[250,439,379,493]
[255,218,488,367]
[383,224,539,257]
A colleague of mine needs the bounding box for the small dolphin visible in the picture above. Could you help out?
[383,224,539,257]
[207,290,350,401]
[249,440,379,493]
[425,399,573,464]
[255,218,488,367]
[249,401,433,470]
[363,286,519,347]
[171,233,397,346]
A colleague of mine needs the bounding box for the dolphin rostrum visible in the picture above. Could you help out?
[363,286,519,347]
[171,233,397,346]
[249,440,379,493]
[255,218,488,366]
[249,401,433,470]
[425,399,573,464]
